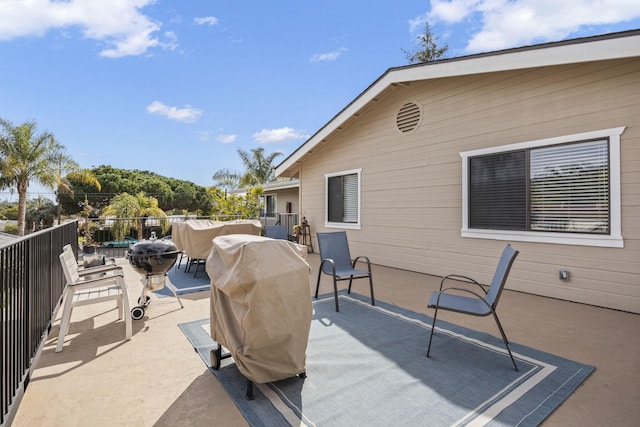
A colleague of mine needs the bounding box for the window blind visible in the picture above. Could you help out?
[328,176,344,223]
[343,173,358,223]
[469,151,527,230]
[530,139,609,233]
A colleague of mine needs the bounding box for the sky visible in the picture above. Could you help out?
[1,0,639,201]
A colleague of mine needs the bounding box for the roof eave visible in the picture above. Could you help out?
[275,30,640,177]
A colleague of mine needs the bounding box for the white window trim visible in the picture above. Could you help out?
[460,127,625,248]
[266,194,277,217]
[325,168,362,230]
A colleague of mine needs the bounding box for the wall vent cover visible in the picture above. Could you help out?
[396,102,421,133]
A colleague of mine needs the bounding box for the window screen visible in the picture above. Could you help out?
[530,140,609,233]
[327,172,359,224]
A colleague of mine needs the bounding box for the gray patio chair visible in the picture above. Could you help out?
[426,244,519,370]
[315,231,375,312]
[264,225,289,240]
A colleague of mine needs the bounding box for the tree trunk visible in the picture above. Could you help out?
[17,181,28,236]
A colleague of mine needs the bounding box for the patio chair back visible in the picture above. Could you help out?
[264,225,288,240]
[60,247,82,284]
[485,244,519,308]
[317,231,353,275]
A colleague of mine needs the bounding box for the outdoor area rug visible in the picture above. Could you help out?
[154,266,210,297]
[179,292,595,426]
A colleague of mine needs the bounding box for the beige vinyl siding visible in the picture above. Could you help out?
[299,58,640,313]
[271,187,298,214]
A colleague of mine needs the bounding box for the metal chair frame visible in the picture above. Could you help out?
[427,244,519,371]
[314,231,375,312]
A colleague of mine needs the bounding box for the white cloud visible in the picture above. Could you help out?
[425,0,640,53]
[216,134,237,144]
[0,0,174,58]
[309,47,348,63]
[252,127,308,144]
[194,16,219,26]
[146,101,202,123]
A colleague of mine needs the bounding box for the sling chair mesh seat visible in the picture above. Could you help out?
[315,231,375,312]
[427,244,519,371]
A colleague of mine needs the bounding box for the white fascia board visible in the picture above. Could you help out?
[397,34,640,83]
[261,179,299,191]
[275,33,640,176]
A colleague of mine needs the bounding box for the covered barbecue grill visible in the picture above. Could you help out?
[206,234,312,399]
[128,233,183,319]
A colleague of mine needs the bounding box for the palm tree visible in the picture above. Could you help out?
[212,168,241,195]
[51,152,101,224]
[0,119,73,236]
[237,147,283,186]
[102,192,169,241]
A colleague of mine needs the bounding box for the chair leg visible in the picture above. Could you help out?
[347,277,353,294]
[314,271,322,298]
[426,306,439,357]
[118,277,132,341]
[368,275,375,306]
[55,288,75,353]
[193,259,201,277]
[175,252,184,271]
[333,276,340,312]
[493,312,518,371]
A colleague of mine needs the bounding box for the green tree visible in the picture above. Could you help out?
[237,147,283,186]
[64,165,208,213]
[0,119,73,235]
[402,22,449,64]
[51,152,101,224]
[212,168,241,193]
[25,197,57,232]
[209,186,263,219]
[101,192,169,241]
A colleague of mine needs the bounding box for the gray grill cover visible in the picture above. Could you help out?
[207,234,312,383]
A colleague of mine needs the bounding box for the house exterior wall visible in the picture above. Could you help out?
[262,187,299,227]
[298,58,640,313]
[271,187,299,214]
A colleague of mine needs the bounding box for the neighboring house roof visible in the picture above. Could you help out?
[0,231,18,246]
[276,29,640,178]
[232,179,300,195]
[260,179,299,192]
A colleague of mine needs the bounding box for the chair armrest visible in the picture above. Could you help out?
[319,258,336,276]
[439,274,487,294]
[434,286,492,310]
[78,263,123,276]
[76,272,125,285]
[352,256,371,271]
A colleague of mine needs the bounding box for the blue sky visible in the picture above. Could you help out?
[1,0,639,200]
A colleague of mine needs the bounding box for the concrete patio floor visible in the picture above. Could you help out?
[11,252,640,426]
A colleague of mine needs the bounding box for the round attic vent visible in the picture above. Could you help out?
[396,102,421,133]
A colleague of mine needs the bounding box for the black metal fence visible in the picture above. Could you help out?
[0,213,302,424]
[1,221,77,426]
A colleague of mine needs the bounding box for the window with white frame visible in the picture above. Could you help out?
[461,127,624,248]
[261,194,277,217]
[325,168,361,229]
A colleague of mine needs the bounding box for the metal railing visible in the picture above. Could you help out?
[1,222,77,426]
[81,213,300,244]
[0,213,303,424]
[274,213,299,236]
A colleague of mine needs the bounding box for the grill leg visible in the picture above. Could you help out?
[246,379,254,400]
